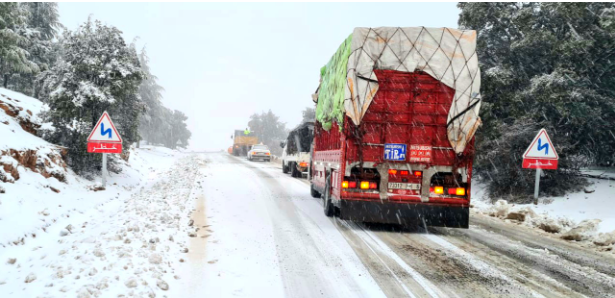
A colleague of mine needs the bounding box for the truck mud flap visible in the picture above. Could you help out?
[339,200,469,229]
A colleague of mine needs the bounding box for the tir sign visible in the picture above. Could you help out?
[87,111,123,154]
[522,129,558,170]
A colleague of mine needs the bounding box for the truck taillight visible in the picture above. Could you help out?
[388,169,397,175]
[360,181,370,190]
[432,186,444,194]
[369,182,378,189]
[446,187,466,196]
[266,152,270,155]
[299,162,307,167]
[414,171,422,177]
[400,170,409,176]
[342,181,357,189]
[456,188,466,196]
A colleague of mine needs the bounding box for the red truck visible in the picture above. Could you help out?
[310,27,481,228]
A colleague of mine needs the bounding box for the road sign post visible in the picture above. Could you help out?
[87,111,122,189]
[102,153,108,187]
[522,129,558,203]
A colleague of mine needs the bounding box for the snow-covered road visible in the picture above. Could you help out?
[200,153,615,298]
[3,151,615,297]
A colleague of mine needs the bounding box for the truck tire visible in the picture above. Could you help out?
[323,172,335,217]
[310,183,321,198]
[282,161,289,173]
[291,163,301,178]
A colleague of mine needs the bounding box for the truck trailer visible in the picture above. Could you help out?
[232,130,258,157]
[310,27,482,228]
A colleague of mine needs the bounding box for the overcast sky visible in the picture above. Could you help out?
[58,3,460,151]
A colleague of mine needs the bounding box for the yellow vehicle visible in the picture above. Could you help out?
[232,129,258,156]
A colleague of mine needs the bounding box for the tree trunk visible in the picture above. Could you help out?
[3,74,8,88]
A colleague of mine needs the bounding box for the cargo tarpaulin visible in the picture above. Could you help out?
[315,27,481,154]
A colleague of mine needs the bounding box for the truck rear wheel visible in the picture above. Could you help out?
[310,183,321,198]
[323,172,335,217]
[291,163,301,178]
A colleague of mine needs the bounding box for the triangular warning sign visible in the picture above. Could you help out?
[87,111,122,143]
[523,129,558,160]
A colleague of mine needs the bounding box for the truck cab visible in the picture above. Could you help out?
[281,122,314,178]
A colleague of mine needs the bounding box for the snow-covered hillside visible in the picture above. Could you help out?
[0,87,181,245]
[0,88,199,297]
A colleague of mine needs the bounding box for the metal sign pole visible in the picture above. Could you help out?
[102,153,107,188]
[534,168,541,202]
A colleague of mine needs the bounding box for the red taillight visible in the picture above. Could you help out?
[414,171,422,177]
[388,169,398,175]
[447,187,466,196]
[456,188,466,196]
[400,170,409,176]
[299,162,307,167]
[343,181,357,189]
[369,182,378,189]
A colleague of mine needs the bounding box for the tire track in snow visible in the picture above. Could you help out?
[338,220,445,298]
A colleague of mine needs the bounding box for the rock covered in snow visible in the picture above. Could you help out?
[594,231,615,246]
[156,279,169,291]
[505,207,537,222]
[490,200,510,218]
[25,273,37,283]
[60,229,70,236]
[124,276,138,288]
[148,253,162,264]
[561,219,602,241]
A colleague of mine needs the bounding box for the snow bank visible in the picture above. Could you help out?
[472,178,615,249]
[0,150,193,297]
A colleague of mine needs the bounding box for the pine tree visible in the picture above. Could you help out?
[0,3,39,89]
[39,18,144,173]
[459,3,615,199]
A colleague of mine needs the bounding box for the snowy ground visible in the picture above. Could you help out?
[472,178,615,248]
[0,147,196,297]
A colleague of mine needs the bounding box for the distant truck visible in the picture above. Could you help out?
[231,129,258,156]
[280,122,314,178]
[310,27,482,228]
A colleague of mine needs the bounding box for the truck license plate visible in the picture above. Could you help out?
[384,144,407,161]
[388,183,420,190]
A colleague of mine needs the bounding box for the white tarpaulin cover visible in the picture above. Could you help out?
[344,27,482,153]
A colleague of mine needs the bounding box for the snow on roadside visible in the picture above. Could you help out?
[0,151,201,297]
[472,179,615,250]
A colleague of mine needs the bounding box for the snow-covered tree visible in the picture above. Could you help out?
[11,2,62,97]
[301,107,315,123]
[39,18,144,173]
[248,110,288,156]
[459,2,615,198]
[137,48,190,149]
[0,3,39,88]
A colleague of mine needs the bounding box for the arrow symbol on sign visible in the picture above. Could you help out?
[101,123,113,139]
[537,138,549,155]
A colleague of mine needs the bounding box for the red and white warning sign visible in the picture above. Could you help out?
[522,129,558,170]
[87,111,122,154]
